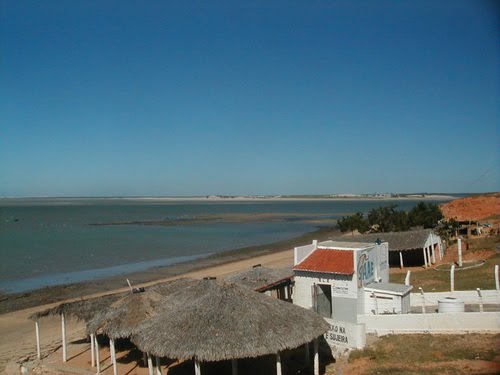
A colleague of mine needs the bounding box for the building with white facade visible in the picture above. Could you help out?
[293,240,411,352]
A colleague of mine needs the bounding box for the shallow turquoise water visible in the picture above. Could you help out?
[0,198,449,293]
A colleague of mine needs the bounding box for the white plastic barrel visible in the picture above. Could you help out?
[438,297,465,313]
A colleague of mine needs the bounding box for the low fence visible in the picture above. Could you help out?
[358,311,500,336]
[410,290,500,307]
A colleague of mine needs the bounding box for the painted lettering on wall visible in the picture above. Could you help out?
[325,324,349,344]
[357,252,374,288]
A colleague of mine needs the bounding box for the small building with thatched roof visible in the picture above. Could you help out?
[326,229,443,268]
[131,277,329,375]
[225,264,293,301]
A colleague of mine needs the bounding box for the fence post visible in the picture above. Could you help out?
[405,270,411,286]
[477,288,483,312]
[450,265,455,292]
[495,265,499,290]
[419,287,425,314]
[457,238,463,267]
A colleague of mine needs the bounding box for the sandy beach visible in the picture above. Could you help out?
[0,227,340,373]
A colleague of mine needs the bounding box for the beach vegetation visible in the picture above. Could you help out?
[347,334,499,375]
[336,203,444,234]
[336,212,369,234]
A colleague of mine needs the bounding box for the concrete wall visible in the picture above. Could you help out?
[294,243,315,265]
[364,292,409,315]
[358,312,500,335]
[410,290,500,306]
[324,318,366,350]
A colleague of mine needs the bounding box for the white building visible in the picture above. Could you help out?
[293,240,411,351]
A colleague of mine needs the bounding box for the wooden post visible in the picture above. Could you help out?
[231,359,238,375]
[147,354,154,375]
[451,264,457,291]
[313,338,319,375]
[304,342,310,363]
[95,336,101,374]
[404,270,411,286]
[431,244,436,264]
[90,334,95,367]
[426,246,432,265]
[422,247,428,268]
[155,356,162,375]
[399,251,404,269]
[143,352,148,367]
[61,313,67,362]
[110,338,114,365]
[194,359,201,375]
[276,353,282,375]
[495,265,499,290]
[110,338,117,375]
[35,320,41,360]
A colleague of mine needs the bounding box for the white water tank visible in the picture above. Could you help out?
[438,297,465,313]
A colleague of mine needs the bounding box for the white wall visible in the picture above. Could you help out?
[294,243,316,265]
[323,318,366,350]
[364,292,407,315]
[358,312,500,335]
[294,272,358,310]
[410,290,500,306]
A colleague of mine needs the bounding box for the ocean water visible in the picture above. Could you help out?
[0,198,450,293]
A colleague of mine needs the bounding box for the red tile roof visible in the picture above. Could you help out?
[293,249,354,275]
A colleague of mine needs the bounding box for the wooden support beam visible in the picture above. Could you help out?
[110,338,117,375]
[90,334,95,368]
[156,356,162,375]
[194,359,201,375]
[399,251,404,269]
[231,359,238,375]
[313,338,319,375]
[61,314,67,362]
[35,320,41,360]
[276,353,282,375]
[147,354,154,375]
[95,336,101,374]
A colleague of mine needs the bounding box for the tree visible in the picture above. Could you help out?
[435,218,460,242]
[367,204,410,232]
[336,212,369,235]
[408,202,443,229]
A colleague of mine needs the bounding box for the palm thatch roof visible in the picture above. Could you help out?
[225,265,293,292]
[86,278,194,339]
[29,293,124,322]
[131,278,329,362]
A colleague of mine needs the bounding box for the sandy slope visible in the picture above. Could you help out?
[440,193,500,221]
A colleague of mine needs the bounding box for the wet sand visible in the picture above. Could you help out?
[0,226,340,315]
[0,226,342,373]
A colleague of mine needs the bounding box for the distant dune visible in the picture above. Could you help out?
[440,193,500,221]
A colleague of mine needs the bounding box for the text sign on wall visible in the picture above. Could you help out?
[323,319,366,350]
[357,248,376,288]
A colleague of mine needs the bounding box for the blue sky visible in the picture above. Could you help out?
[1,1,498,197]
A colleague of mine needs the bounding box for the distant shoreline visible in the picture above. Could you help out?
[0,194,458,204]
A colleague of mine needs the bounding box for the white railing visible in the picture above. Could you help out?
[358,312,500,336]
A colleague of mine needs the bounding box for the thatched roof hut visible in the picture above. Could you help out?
[29,293,124,322]
[131,278,329,362]
[225,265,293,293]
[87,278,193,339]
